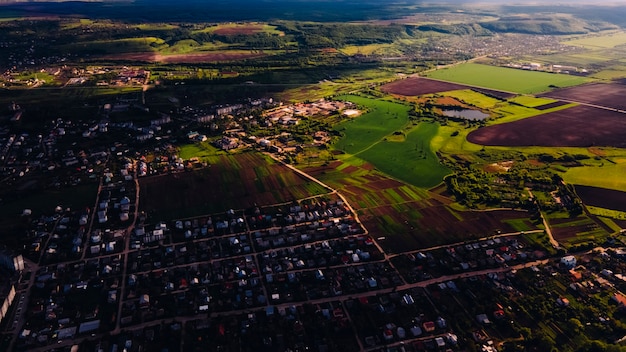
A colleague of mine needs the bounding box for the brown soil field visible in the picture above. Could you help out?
[99,52,266,63]
[575,185,626,212]
[380,77,468,96]
[540,83,626,111]
[213,24,265,35]
[534,101,569,111]
[139,153,328,220]
[303,160,537,253]
[362,205,535,253]
[551,223,600,243]
[467,105,626,148]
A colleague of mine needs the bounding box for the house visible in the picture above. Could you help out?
[97,211,107,224]
[476,314,491,325]
[561,255,577,269]
[140,294,150,308]
[611,293,626,308]
[569,270,582,281]
[422,321,436,332]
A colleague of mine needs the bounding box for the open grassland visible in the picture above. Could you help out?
[135,23,179,31]
[334,96,410,155]
[340,43,398,56]
[192,23,284,36]
[139,152,329,220]
[508,95,558,108]
[590,69,626,80]
[430,122,483,155]
[356,122,452,188]
[158,40,235,54]
[333,95,451,188]
[563,31,626,49]
[439,89,504,109]
[586,206,626,223]
[564,163,626,192]
[425,63,591,94]
[178,142,224,163]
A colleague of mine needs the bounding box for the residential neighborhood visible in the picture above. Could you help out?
[0,80,625,351]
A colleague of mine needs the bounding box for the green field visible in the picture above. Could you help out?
[335,96,410,154]
[178,142,223,162]
[334,95,451,188]
[192,23,284,36]
[563,31,626,49]
[361,122,452,187]
[508,95,558,108]
[340,43,398,56]
[425,63,591,94]
[562,162,626,192]
[437,89,503,109]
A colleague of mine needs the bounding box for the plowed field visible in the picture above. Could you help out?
[540,83,626,111]
[467,105,626,148]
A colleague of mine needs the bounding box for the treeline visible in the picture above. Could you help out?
[276,22,408,49]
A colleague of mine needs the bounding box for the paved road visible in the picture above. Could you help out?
[113,160,141,334]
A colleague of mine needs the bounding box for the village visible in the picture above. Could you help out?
[0,89,625,352]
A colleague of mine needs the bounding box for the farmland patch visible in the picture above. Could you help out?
[575,185,626,213]
[425,63,591,94]
[380,77,468,96]
[540,82,626,111]
[139,152,329,220]
[467,105,626,148]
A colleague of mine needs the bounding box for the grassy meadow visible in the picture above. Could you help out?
[562,162,626,192]
[333,95,451,188]
[563,31,626,49]
[425,63,591,94]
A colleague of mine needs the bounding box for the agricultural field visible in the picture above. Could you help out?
[139,152,329,220]
[545,211,611,246]
[339,43,397,56]
[466,105,626,148]
[334,95,411,155]
[333,95,451,188]
[380,77,467,96]
[303,160,538,253]
[562,31,626,49]
[539,82,626,111]
[178,142,224,162]
[353,122,451,188]
[507,95,559,108]
[563,162,626,192]
[575,185,626,213]
[425,63,591,94]
[525,31,626,80]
